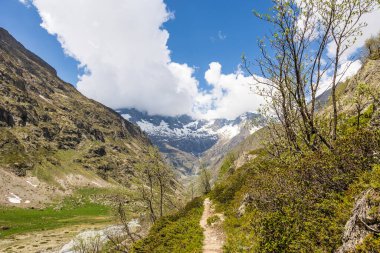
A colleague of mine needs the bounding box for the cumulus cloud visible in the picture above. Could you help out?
[27,0,199,116]
[23,0,263,120]
[21,1,379,120]
[327,8,380,61]
[194,62,265,120]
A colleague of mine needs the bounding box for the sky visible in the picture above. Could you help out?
[0,0,379,119]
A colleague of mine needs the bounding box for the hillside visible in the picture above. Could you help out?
[207,59,380,252]
[0,27,160,207]
[128,55,380,252]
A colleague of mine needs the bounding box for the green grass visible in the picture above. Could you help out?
[0,187,118,238]
[0,203,111,238]
[131,197,204,253]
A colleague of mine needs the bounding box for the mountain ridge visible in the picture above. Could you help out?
[117,108,263,176]
[0,27,160,207]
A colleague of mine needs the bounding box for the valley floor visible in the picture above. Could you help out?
[0,222,111,253]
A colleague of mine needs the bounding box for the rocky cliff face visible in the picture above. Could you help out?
[0,27,158,204]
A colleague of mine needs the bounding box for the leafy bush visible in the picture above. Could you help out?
[364,32,380,60]
[206,215,220,226]
[356,234,380,252]
[131,197,204,253]
[210,123,380,252]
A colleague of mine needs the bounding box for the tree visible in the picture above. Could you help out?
[325,0,377,139]
[199,167,211,194]
[136,147,177,224]
[246,0,377,152]
[351,83,370,129]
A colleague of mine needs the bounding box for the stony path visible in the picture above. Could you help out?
[200,198,225,253]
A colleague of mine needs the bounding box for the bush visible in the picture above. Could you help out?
[206,215,220,226]
[131,197,204,253]
[363,32,380,61]
[210,126,380,252]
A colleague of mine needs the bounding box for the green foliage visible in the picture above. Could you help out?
[210,124,380,252]
[364,32,380,60]
[206,215,220,226]
[131,197,204,253]
[210,169,245,205]
[356,234,380,252]
[218,153,236,179]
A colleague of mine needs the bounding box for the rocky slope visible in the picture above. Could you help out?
[0,27,158,206]
[118,108,263,177]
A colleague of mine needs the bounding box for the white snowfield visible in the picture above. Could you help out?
[130,113,258,141]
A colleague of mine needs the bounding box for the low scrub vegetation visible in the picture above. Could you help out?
[210,106,380,252]
[131,197,204,253]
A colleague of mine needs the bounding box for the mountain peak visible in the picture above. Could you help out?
[117,108,263,176]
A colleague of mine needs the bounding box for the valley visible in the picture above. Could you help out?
[1,0,380,252]
[118,108,263,178]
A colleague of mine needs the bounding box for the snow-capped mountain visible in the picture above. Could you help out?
[117,108,262,176]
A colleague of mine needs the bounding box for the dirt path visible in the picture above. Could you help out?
[200,198,225,253]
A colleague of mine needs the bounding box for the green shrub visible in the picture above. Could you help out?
[356,234,380,252]
[207,215,220,226]
[131,197,204,253]
[210,125,380,252]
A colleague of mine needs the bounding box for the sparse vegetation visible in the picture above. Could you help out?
[364,32,380,61]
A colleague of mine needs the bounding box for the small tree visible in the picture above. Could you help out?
[351,83,370,129]
[246,0,377,153]
[199,167,211,194]
[136,147,177,224]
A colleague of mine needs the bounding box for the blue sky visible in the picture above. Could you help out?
[0,0,80,84]
[0,0,377,119]
[0,0,271,90]
[163,0,272,91]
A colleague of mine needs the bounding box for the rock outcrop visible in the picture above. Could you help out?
[336,189,380,253]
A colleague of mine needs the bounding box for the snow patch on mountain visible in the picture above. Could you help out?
[121,113,132,120]
[118,108,263,159]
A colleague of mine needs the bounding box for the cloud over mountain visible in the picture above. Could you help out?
[20,0,380,120]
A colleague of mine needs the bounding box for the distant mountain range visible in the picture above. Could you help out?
[117,108,263,177]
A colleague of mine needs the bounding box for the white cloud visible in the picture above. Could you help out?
[26,0,263,120]
[29,0,199,117]
[18,0,31,7]
[317,60,362,96]
[217,31,227,40]
[327,8,380,61]
[23,1,379,120]
[194,62,265,120]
